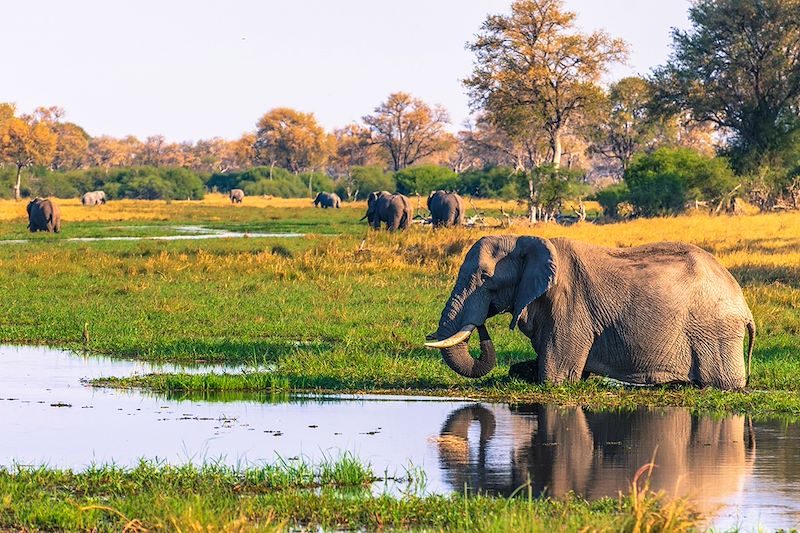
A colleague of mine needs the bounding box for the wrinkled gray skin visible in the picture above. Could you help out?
[427,190,464,227]
[313,191,341,208]
[364,191,413,230]
[428,235,756,390]
[81,190,106,206]
[229,188,245,203]
[27,197,61,233]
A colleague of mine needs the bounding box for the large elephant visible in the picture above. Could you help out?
[428,190,464,227]
[313,191,341,208]
[27,197,61,233]
[81,190,107,206]
[425,235,755,390]
[436,404,755,516]
[229,188,245,203]
[363,191,413,230]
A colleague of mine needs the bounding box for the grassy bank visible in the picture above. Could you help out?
[0,459,698,532]
[0,197,798,412]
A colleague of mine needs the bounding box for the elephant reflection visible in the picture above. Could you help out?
[436,404,754,514]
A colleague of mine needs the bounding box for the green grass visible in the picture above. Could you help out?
[0,204,798,415]
[0,458,699,532]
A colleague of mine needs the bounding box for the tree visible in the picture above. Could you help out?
[51,122,89,170]
[652,0,800,171]
[253,108,333,173]
[624,147,736,216]
[588,77,662,174]
[362,92,451,171]
[0,115,56,199]
[465,0,628,169]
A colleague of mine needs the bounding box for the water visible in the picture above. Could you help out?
[1,345,799,531]
[0,225,304,244]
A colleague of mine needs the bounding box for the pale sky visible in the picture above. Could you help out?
[0,0,691,142]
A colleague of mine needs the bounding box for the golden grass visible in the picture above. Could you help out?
[0,194,602,223]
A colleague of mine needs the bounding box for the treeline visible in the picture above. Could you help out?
[2,0,799,218]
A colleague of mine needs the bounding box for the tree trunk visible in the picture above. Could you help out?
[551,128,563,169]
[13,165,22,201]
[528,178,536,223]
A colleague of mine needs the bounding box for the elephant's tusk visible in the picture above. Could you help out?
[424,324,476,348]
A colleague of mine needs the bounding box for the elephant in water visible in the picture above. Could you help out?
[229,188,245,203]
[27,197,61,233]
[313,191,341,208]
[425,235,755,389]
[428,190,464,227]
[363,191,413,230]
[81,190,106,206]
[435,404,755,516]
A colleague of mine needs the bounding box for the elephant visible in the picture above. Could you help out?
[362,191,413,230]
[435,403,755,516]
[27,197,61,233]
[313,191,341,208]
[81,190,106,206]
[425,235,756,390]
[229,188,245,203]
[427,190,464,227]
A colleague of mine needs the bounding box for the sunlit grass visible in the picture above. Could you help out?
[0,200,797,411]
[0,457,699,532]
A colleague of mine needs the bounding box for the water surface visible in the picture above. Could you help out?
[1,345,798,531]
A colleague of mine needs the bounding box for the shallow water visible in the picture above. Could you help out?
[0,225,304,244]
[1,345,799,531]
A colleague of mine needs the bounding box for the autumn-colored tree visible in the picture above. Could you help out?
[362,92,451,171]
[141,135,168,167]
[587,77,663,174]
[465,0,628,169]
[50,122,89,170]
[253,108,332,173]
[0,114,57,199]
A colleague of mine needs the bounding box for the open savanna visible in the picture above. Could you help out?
[0,195,798,414]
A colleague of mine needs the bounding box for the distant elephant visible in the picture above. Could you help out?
[425,236,755,390]
[363,191,413,231]
[427,190,464,227]
[27,197,61,233]
[81,190,107,206]
[436,403,755,515]
[313,191,341,208]
[229,189,245,203]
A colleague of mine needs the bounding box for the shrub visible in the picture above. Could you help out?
[624,148,736,216]
[593,183,630,219]
[457,166,521,198]
[394,165,457,196]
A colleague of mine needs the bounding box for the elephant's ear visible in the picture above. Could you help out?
[510,237,558,330]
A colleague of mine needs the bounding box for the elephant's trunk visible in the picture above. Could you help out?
[439,325,496,378]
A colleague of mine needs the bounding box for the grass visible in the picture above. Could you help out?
[0,195,798,415]
[0,457,699,532]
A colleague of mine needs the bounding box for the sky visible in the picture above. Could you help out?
[0,0,691,142]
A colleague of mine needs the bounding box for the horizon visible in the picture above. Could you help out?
[1,0,690,142]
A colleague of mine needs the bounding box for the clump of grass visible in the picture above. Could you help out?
[0,459,700,532]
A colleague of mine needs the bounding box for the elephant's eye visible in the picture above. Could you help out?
[480,271,491,282]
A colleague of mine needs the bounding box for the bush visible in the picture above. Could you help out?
[593,183,630,219]
[624,148,736,216]
[457,166,521,198]
[394,165,457,196]
[337,166,397,200]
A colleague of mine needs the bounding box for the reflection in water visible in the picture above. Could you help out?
[438,405,754,506]
[2,345,799,530]
[436,404,799,528]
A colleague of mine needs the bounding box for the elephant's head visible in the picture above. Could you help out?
[425,236,558,378]
[364,191,387,222]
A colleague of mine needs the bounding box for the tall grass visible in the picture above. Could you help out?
[0,458,699,532]
[0,202,798,410]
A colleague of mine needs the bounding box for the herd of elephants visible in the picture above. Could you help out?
[23,187,755,390]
